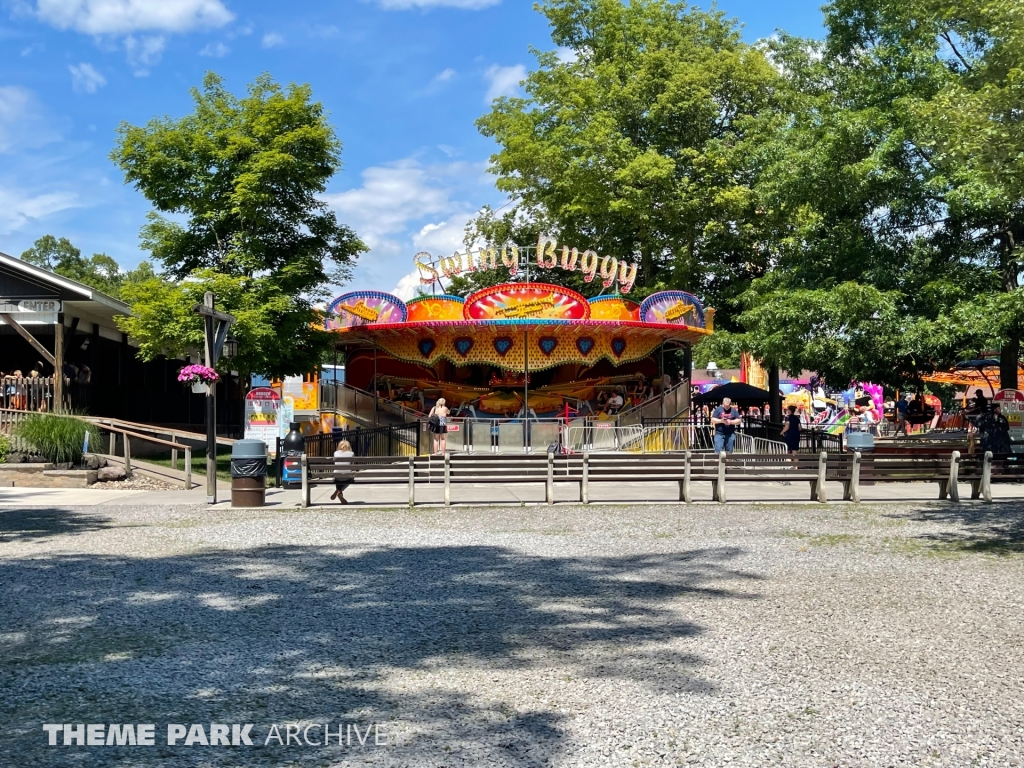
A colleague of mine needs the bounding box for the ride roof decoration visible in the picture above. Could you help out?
[325,283,714,372]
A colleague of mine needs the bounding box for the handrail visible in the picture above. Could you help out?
[93,424,193,490]
[88,416,237,447]
[0,408,193,489]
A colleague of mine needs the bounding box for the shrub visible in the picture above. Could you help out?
[0,434,10,463]
[14,414,102,465]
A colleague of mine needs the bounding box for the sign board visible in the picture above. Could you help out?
[464,284,590,322]
[994,390,1024,440]
[0,299,62,313]
[244,388,281,445]
[0,299,62,325]
[447,424,460,432]
[595,422,613,429]
[281,376,318,411]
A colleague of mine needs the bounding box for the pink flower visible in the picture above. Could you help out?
[177,364,220,384]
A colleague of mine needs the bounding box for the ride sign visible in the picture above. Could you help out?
[244,388,281,444]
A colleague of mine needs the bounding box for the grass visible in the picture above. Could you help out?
[14,413,102,465]
[145,445,235,482]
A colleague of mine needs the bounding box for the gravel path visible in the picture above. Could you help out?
[1,500,1022,767]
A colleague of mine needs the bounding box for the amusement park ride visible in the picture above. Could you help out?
[323,240,714,422]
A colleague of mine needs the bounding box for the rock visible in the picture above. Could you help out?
[82,454,107,470]
[97,466,128,482]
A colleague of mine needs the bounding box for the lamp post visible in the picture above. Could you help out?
[192,292,236,504]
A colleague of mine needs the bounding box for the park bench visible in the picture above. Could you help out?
[299,455,417,507]
[834,450,1023,503]
[299,450,1018,508]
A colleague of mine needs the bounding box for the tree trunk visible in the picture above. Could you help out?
[999,224,1022,391]
[768,364,782,425]
[1000,339,1019,392]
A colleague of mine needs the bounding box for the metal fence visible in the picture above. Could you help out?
[742,417,844,453]
[299,422,419,458]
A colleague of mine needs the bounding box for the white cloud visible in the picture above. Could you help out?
[0,187,80,235]
[413,214,476,255]
[69,62,106,93]
[124,34,165,75]
[432,68,456,83]
[0,86,63,152]
[32,0,233,34]
[483,63,525,103]
[372,0,499,8]
[199,40,228,57]
[261,31,283,48]
[392,271,423,301]
[324,160,457,245]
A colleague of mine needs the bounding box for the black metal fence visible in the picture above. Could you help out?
[743,417,843,453]
[300,422,419,458]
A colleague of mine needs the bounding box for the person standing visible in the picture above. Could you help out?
[979,403,1012,455]
[711,397,742,454]
[893,394,910,437]
[428,398,450,455]
[780,405,802,456]
[330,439,355,504]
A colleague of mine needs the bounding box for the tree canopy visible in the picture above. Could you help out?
[111,72,364,379]
[474,0,786,317]
[20,235,155,300]
[480,0,1024,391]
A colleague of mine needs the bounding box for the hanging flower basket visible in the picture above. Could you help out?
[178,365,219,393]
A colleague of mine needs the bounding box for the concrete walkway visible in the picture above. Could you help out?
[1,478,1020,508]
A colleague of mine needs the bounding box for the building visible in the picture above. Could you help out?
[0,251,241,434]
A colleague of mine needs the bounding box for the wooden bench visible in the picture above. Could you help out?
[300,455,417,507]
[299,450,1019,507]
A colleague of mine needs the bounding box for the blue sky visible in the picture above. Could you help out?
[0,0,824,300]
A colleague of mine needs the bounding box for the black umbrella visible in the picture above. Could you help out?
[692,381,772,406]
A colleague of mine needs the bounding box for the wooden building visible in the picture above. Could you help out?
[0,251,242,434]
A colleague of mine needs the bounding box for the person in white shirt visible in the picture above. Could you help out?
[331,440,355,504]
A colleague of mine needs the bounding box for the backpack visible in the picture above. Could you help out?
[428,413,441,432]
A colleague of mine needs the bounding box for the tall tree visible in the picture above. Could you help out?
[111,72,364,378]
[474,0,786,316]
[739,0,1024,388]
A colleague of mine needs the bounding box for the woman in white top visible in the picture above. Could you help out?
[428,398,450,455]
[331,439,355,504]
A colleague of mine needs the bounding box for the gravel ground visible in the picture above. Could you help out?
[97,475,179,491]
[1,500,1022,767]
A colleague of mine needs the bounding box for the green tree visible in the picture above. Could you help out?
[111,72,365,379]
[474,0,786,317]
[20,234,155,299]
[742,0,1024,387]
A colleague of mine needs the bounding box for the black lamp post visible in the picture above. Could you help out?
[192,292,236,504]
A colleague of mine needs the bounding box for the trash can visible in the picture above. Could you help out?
[231,439,268,507]
[845,427,875,452]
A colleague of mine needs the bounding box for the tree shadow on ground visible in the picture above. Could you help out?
[0,543,759,767]
[0,507,116,543]
[886,501,1024,555]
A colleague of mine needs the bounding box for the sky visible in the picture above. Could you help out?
[0,0,825,301]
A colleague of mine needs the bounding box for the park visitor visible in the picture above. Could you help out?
[428,397,450,455]
[978,404,1012,455]
[711,397,742,454]
[781,405,802,456]
[893,394,909,437]
[330,440,355,504]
